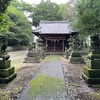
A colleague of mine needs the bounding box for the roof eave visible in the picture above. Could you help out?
[32,32,40,36]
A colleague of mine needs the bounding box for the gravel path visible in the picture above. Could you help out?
[17,55,70,100]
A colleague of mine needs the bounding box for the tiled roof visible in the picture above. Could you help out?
[33,21,76,34]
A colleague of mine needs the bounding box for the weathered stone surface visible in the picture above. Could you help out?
[27,52,37,57]
[83,66,100,78]
[82,73,100,84]
[0,52,10,60]
[24,56,40,63]
[0,37,16,84]
[0,60,11,69]
[86,59,100,69]
[0,67,15,78]
[82,34,100,84]
[24,47,45,63]
[69,56,84,63]
[0,73,17,84]
[69,51,84,63]
[0,60,16,84]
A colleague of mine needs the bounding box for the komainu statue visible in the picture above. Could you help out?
[0,36,10,60]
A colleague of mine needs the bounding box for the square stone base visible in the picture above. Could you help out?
[86,59,100,69]
[0,67,15,78]
[69,56,84,63]
[0,73,17,84]
[0,60,11,69]
[24,56,40,63]
[82,73,100,84]
[69,51,84,63]
[83,66,100,78]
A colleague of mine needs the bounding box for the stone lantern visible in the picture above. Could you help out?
[82,33,100,84]
[0,36,16,83]
[68,35,84,63]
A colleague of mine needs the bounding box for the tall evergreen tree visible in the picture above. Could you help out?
[7,4,32,46]
[31,0,63,27]
[72,0,100,37]
[0,0,11,34]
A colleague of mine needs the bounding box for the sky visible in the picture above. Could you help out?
[21,0,70,4]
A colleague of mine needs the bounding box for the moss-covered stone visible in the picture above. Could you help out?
[0,60,11,69]
[82,34,100,84]
[86,59,100,69]
[83,53,100,84]
[69,51,84,63]
[70,52,81,57]
[24,56,41,63]
[0,59,16,84]
[83,66,100,78]
[69,56,84,63]
[0,67,15,78]
[82,73,100,84]
[88,53,100,60]
[0,73,17,84]
[0,53,10,60]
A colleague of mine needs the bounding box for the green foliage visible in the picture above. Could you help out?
[0,0,33,47]
[0,0,11,34]
[11,0,34,12]
[0,0,11,13]
[6,5,32,46]
[31,0,63,27]
[58,4,66,16]
[72,0,100,37]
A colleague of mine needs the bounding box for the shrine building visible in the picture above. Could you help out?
[32,21,77,54]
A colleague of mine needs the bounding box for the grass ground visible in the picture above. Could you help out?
[9,50,27,70]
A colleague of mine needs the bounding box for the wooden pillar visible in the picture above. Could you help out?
[54,40,56,52]
[62,39,64,52]
[46,38,48,52]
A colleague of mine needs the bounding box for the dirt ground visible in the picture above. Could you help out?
[61,57,100,100]
[0,51,44,100]
[0,51,100,100]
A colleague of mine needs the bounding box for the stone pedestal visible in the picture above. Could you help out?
[82,52,100,84]
[69,51,84,63]
[0,60,16,84]
[24,52,40,63]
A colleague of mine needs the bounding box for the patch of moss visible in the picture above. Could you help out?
[46,55,61,61]
[28,74,45,97]
[0,91,8,100]
[28,74,66,98]
[89,92,100,100]
[69,82,78,87]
